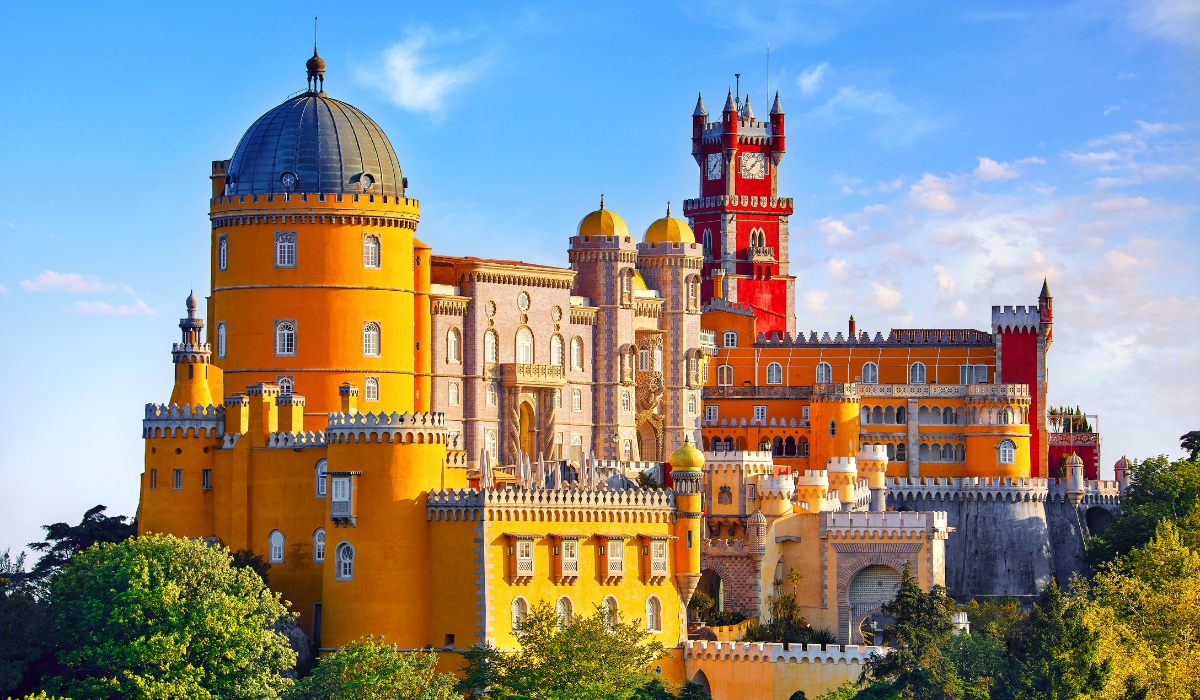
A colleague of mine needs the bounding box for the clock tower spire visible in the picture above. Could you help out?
[684,90,796,336]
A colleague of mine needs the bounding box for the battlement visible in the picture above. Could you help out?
[426,487,676,522]
[753,328,993,347]
[887,476,1052,503]
[636,240,704,255]
[265,431,326,448]
[1047,478,1121,506]
[171,342,211,363]
[820,509,948,537]
[567,234,638,250]
[210,192,420,213]
[324,411,448,444]
[682,195,794,216]
[684,640,887,664]
[856,444,889,463]
[825,457,857,473]
[143,403,224,438]
[702,297,758,317]
[754,473,795,498]
[991,305,1041,333]
[795,470,830,487]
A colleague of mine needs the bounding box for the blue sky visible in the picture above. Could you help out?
[1,1,1197,553]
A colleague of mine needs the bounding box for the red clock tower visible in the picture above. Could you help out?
[684,90,796,336]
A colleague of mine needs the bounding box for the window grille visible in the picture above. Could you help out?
[646,597,662,632]
[276,376,293,395]
[705,405,718,422]
[335,542,354,580]
[998,439,1016,464]
[217,235,228,271]
[722,331,738,348]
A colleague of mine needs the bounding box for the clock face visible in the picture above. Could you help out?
[706,153,723,180]
[740,153,767,180]
[280,172,296,189]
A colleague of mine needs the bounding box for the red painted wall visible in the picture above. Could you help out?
[998,329,1042,476]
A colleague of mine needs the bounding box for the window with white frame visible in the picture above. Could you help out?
[722,331,738,348]
[511,597,529,631]
[554,389,562,409]
[862,362,879,384]
[484,330,498,363]
[550,334,563,367]
[687,395,697,414]
[562,539,579,573]
[802,406,810,424]
[645,596,662,632]
[653,347,663,372]
[447,328,461,363]
[556,597,573,628]
[960,364,987,384]
[275,231,297,267]
[705,405,719,422]
[331,476,351,504]
[173,469,183,490]
[364,377,380,401]
[623,440,633,460]
[571,337,584,370]
[216,321,227,358]
[362,234,381,268]
[608,540,624,574]
[276,376,293,395]
[515,539,534,575]
[998,439,1016,464]
[313,528,325,562]
[910,362,927,385]
[621,391,632,412]
[766,362,783,384]
[217,234,228,271]
[269,530,285,563]
[753,405,767,423]
[702,361,709,383]
[650,540,667,574]
[363,322,381,357]
[717,365,734,386]
[485,430,498,459]
[486,383,497,406]
[275,320,296,356]
[448,382,460,405]
[816,362,832,383]
[516,328,534,364]
[315,459,328,497]
[572,389,582,411]
[335,542,354,580]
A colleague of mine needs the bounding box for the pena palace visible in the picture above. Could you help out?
[137,50,1121,699]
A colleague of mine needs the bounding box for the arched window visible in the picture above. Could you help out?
[447,328,461,363]
[717,365,734,386]
[999,408,1013,425]
[766,362,783,384]
[364,377,380,401]
[885,406,896,424]
[216,321,226,358]
[275,321,296,356]
[363,322,381,357]
[313,528,325,562]
[621,391,632,412]
[315,459,328,497]
[516,328,534,364]
[998,439,1016,464]
[511,597,529,632]
[909,362,927,385]
[702,229,713,258]
[653,347,663,372]
[571,337,584,370]
[862,362,878,384]
[362,234,381,268]
[919,443,931,462]
[896,442,907,462]
[485,430,497,459]
[816,362,832,383]
[943,407,955,425]
[623,440,633,460]
[335,542,354,580]
[269,530,285,563]
[772,436,784,456]
[486,383,497,406]
[217,235,228,271]
[638,350,650,372]
[275,231,297,268]
[448,382,460,405]
[861,406,871,424]
[603,596,619,630]
[873,406,883,424]
[896,406,907,423]
[918,406,930,425]
[572,389,582,411]
[484,330,498,363]
[955,443,966,462]
[798,437,809,457]
[942,444,955,461]
[646,596,662,632]
[550,335,564,367]
[556,597,573,628]
[687,395,697,414]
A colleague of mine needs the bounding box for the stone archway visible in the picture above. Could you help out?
[519,401,536,459]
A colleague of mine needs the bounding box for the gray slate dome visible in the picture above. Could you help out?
[225,93,404,198]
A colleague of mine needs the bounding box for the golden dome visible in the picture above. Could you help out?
[643,202,695,244]
[668,437,705,472]
[633,270,648,291]
[577,195,629,239]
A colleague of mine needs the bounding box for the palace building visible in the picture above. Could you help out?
[136,52,1119,699]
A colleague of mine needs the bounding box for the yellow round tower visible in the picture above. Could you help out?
[808,383,860,470]
[168,292,219,408]
[855,444,889,511]
[668,438,704,604]
[794,470,830,513]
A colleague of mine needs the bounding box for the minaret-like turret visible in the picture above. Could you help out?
[668,438,705,607]
[169,292,217,408]
[1039,278,1053,347]
[691,93,707,166]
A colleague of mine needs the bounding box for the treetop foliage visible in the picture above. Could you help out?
[285,636,456,700]
[1086,454,1200,567]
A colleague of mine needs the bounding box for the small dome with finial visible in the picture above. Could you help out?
[185,290,198,316]
[306,50,326,76]
[643,202,695,244]
[668,437,705,473]
[577,194,629,239]
[1065,453,1084,469]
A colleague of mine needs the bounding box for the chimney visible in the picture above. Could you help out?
[848,315,857,338]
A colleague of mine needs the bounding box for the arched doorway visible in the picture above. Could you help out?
[698,569,725,613]
[637,422,658,462]
[519,402,536,460]
[847,565,903,644]
[690,670,710,692]
[1086,507,1115,535]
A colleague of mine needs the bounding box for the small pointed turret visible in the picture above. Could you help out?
[693,93,707,117]
[1040,277,1051,299]
[722,89,736,113]
[770,91,783,115]
[741,96,754,121]
[169,293,215,407]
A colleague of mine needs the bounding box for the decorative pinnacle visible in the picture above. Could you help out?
[723,89,736,113]
[741,95,754,121]
[599,193,605,210]
[693,92,707,117]
[1039,277,1051,299]
[666,201,671,217]
[770,90,783,115]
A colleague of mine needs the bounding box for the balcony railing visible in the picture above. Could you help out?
[563,559,579,573]
[747,246,775,261]
[499,363,566,388]
[517,558,534,573]
[700,329,717,349]
[331,499,351,518]
[703,386,813,399]
[609,559,624,574]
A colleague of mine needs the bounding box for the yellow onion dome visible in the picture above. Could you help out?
[577,195,629,239]
[669,437,705,473]
[643,202,695,244]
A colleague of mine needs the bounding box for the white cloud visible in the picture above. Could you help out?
[361,32,487,113]
[975,157,1019,181]
[873,283,901,309]
[909,173,955,210]
[1116,71,1136,80]
[0,283,7,293]
[816,217,854,245]
[797,63,829,96]
[810,87,943,147]
[1127,0,1200,48]
[20,271,115,293]
[70,300,156,316]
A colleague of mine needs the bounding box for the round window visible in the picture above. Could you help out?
[485,300,497,317]
[551,305,563,322]
[517,291,531,311]
[360,174,374,190]
[279,172,297,189]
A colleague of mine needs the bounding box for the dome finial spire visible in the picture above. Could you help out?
[666,201,671,217]
[600,193,604,210]
[306,17,326,95]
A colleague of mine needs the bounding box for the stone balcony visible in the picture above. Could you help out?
[499,363,566,388]
[747,245,775,262]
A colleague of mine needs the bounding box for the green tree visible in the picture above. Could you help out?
[458,601,666,700]
[860,565,964,700]
[286,635,455,700]
[1086,455,1200,567]
[44,534,296,700]
[960,597,1021,641]
[1182,431,1200,461]
[741,592,835,647]
[998,578,1107,700]
[688,591,714,621]
[0,551,48,698]
[942,633,1004,698]
[230,549,272,584]
[25,506,136,587]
